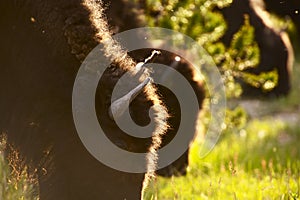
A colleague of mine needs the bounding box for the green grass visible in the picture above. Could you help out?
[144,120,300,200]
[0,137,38,200]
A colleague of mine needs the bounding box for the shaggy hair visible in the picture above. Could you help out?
[101,0,206,177]
[82,0,169,189]
[1,0,168,199]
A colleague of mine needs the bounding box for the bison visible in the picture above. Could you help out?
[0,0,170,199]
[152,51,205,177]
[103,0,206,177]
[128,49,206,177]
[219,0,294,97]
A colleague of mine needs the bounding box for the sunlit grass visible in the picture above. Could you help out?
[0,137,38,200]
[144,120,300,199]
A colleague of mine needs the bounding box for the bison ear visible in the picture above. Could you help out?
[109,77,152,120]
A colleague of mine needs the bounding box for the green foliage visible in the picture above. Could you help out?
[142,0,289,136]
[226,16,260,72]
[227,16,278,93]
[224,106,248,132]
[242,69,278,92]
[221,16,279,96]
[0,137,38,200]
[143,0,283,99]
[144,0,228,45]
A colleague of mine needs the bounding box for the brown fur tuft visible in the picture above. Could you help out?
[82,0,169,192]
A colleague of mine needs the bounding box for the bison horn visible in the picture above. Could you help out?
[109,77,152,120]
[134,50,161,74]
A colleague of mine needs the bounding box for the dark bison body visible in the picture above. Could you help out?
[220,0,294,97]
[0,0,169,199]
[152,51,205,177]
[128,49,206,177]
